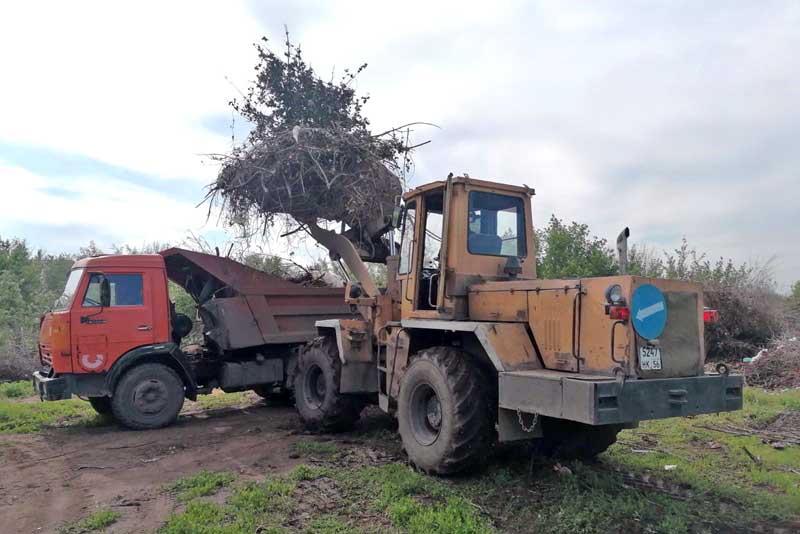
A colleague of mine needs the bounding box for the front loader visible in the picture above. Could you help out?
[292,175,743,474]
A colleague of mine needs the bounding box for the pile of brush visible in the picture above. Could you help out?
[212,124,403,230]
[209,33,425,234]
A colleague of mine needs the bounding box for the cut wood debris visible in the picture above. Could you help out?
[209,32,427,236]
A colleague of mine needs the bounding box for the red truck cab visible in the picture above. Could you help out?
[34,254,199,429]
[39,255,171,376]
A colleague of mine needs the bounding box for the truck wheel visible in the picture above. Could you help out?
[253,386,294,406]
[88,396,113,417]
[111,363,185,430]
[398,347,494,475]
[294,337,364,431]
[533,418,622,460]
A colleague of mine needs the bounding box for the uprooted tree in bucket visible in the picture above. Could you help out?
[209,32,429,265]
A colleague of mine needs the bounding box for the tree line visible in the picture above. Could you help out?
[1,222,796,380]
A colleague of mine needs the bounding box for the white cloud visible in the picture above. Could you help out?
[0,161,210,246]
[0,0,262,180]
[0,0,798,288]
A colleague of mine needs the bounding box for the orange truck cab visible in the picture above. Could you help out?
[34,249,354,429]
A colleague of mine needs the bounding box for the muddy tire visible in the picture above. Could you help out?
[111,363,185,430]
[88,396,113,417]
[533,418,622,460]
[253,386,294,406]
[294,337,364,431]
[398,346,494,475]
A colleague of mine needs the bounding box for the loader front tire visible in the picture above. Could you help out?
[294,337,364,431]
[111,363,185,430]
[398,347,494,475]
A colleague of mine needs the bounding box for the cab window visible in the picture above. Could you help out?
[82,273,144,307]
[398,201,416,274]
[467,191,526,257]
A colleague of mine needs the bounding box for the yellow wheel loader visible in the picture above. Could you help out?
[293,175,742,475]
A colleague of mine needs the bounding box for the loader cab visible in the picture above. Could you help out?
[397,176,536,320]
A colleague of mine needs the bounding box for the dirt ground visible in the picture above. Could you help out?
[0,399,393,534]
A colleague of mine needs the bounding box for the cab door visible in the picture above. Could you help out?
[70,270,154,373]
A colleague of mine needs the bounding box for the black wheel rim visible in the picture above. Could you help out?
[304,364,326,409]
[132,378,169,415]
[409,382,442,446]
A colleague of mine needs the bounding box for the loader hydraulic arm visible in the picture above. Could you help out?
[304,222,380,298]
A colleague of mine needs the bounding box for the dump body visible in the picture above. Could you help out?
[161,248,354,349]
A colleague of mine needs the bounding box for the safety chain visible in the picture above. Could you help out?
[516,409,539,433]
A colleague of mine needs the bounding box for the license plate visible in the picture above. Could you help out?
[639,346,662,370]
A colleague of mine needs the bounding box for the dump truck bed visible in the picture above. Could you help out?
[160,248,354,350]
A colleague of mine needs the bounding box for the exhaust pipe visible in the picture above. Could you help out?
[616,227,630,275]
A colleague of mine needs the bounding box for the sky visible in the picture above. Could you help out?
[0,1,797,289]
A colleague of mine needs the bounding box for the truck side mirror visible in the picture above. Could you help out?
[100,277,111,307]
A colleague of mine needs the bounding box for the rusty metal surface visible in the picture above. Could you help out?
[160,248,354,350]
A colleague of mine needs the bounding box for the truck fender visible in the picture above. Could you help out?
[104,343,198,401]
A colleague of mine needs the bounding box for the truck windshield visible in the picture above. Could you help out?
[53,268,85,311]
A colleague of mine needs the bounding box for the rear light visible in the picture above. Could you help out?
[703,308,719,323]
[608,305,630,321]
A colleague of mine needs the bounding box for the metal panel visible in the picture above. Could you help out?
[637,291,703,378]
[499,369,744,425]
[219,359,283,390]
[527,286,579,372]
[401,319,539,372]
[340,362,379,393]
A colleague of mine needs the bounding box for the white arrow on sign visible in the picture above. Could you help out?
[635,301,665,321]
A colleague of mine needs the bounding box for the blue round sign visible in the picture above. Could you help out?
[631,284,667,340]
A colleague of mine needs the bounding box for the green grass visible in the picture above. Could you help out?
[0,380,32,399]
[160,463,490,534]
[0,398,100,433]
[347,464,491,534]
[0,385,250,434]
[166,470,236,502]
[292,439,338,456]
[605,388,800,522]
[187,390,249,411]
[59,509,121,533]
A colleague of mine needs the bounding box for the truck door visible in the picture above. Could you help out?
[71,271,154,373]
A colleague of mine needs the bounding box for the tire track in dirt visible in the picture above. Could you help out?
[0,402,307,533]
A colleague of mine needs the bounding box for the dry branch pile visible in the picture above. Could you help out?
[745,335,800,390]
[209,33,420,235]
[214,125,402,230]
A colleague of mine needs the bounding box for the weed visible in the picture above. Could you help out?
[0,398,99,433]
[159,501,229,534]
[306,515,352,534]
[188,390,249,411]
[167,471,235,502]
[289,464,333,481]
[0,380,31,399]
[59,509,121,533]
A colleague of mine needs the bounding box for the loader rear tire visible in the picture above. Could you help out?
[294,337,364,432]
[111,363,185,430]
[533,418,622,460]
[398,347,494,475]
[88,396,113,417]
